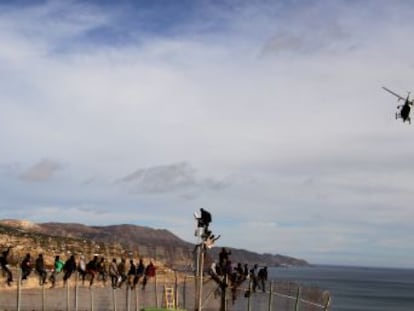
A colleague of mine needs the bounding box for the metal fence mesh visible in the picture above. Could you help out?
[0,269,330,311]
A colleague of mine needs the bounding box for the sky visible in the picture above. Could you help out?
[1,0,414,269]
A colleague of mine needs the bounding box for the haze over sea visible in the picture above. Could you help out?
[269,265,414,311]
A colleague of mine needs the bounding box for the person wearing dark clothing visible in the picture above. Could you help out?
[134,258,145,288]
[235,263,244,275]
[86,256,99,286]
[63,255,77,284]
[97,257,107,284]
[21,253,32,280]
[117,258,127,288]
[249,264,258,292]
[0,247,13,286]
[199,208,213,239]
[219,247,230,264]
[218,247,231,273]
[234,263,245,282]
[257,266,268,292]
[243,263,249,277]
[127,259,136,288]
[142,261,156,290]
[200,208,212,227]
[225,260,234,279]
[35,254,47,285]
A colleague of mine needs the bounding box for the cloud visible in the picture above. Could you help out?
[117,162,227,195]
[19,159,61,182]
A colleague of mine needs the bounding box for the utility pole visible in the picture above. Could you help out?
[194,233,202,311]
[193,208,218,311]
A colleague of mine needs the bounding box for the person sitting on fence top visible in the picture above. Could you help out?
[196,208,212,229]
[200,208,213,239]
[35,254,47,286]
[49,255,64,288]
[117,258,127,288]
[127,259,136,289]
[78,255,87,285]
[224,259,234,279]
[133,258,145,288]
[235,262,243,275]
[243,263,249,278]
[209,261,218,276]
[218,247,231,274]
[209,261,225,285]
[142,260,156,290]
[249,264,258,292]
[146,260,156,277]
[21,253,32,280]
[194,208,212,239]
[63,255,77,284]
[97,257,107,284]
[86,255,99,286]
[234,263,245,283]
[0,247,13,286]
[257,266,268,293]
[109,258,119,289]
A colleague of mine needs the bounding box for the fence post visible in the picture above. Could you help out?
[42,281,46,311]
[247,278,252,311]
[16,268,21,311]
[195,244,201,310]
[174,271,178,309]
[199,247,205,311]
[126,287,131,311]
[90,287,94,311]
[226,294,229,311]
[267,281,273,311]
[75,272,79,311]
[220,274,228,311]
[224,274,228,311]
[66,280,70,311]
[183,275,187,310]
[294,287,301,311]
[112,288,117,311]
[154,274,158,308]
[323,295,331,311]
[134,287,139,311]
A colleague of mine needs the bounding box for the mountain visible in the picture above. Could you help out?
[37,222,193,268]
[0,219,308,268]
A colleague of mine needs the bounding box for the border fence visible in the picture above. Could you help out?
[0,268,331,311]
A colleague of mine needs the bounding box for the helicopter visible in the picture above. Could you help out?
[382,86,413,124]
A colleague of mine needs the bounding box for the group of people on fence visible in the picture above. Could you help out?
[0,247,156,289]
[211,247,268,292]
[209,247,268,303]
[108,257,156,290]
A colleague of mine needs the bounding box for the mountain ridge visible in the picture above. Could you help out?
[0,219,308,268]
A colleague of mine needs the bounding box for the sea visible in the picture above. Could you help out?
[268,265,414,311]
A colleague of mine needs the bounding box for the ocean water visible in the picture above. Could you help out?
[269,265,414,311]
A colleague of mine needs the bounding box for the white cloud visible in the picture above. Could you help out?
[19,159,62,182]
[117,162,227,194]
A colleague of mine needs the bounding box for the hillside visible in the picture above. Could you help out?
[0,219,308,268]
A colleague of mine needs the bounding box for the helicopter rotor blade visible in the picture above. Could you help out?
[382,86,406,101]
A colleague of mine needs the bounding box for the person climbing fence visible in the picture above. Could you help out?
[0,247,13,286]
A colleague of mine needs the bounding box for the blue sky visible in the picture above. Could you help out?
[1,0,414,268]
